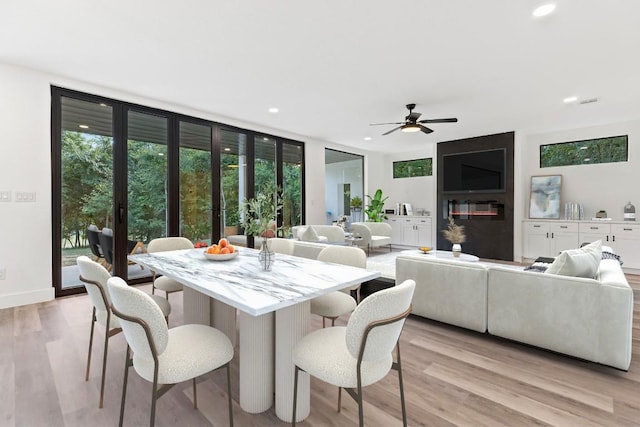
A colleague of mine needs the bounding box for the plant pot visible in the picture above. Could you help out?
[452,243,462,257]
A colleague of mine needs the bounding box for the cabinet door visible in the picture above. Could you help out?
[549,223,580,255]
[387,218,403,245]
[523,222,550,258]
[579,223,611,245]
[611,224,640,268]
[402,221,417,246]
[415,218,432,247]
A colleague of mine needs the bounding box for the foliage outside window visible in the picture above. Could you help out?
[540,135,628,168]
[393,158,432,178]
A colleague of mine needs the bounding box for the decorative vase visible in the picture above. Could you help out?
[452,243,462,258]
[258,238,275,271]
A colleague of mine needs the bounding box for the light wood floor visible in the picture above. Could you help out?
[3,276,640,426]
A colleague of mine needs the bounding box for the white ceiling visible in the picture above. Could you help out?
[2,1,640,153]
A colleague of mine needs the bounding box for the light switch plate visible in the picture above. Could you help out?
[0,268,6,280]
[0,191,10,202]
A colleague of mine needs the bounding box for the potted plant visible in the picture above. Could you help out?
[442,217,466,257]
[241,190,282,270]
[364,189,388,222]
[350,196,363,210]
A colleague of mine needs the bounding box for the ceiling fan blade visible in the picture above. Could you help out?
[419,118,458,124]
[419,124,434,134]
[382,126,403,136]
[370,122,404,126]
[407,111,422,122]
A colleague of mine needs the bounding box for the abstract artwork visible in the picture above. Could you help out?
[529,175,562,218]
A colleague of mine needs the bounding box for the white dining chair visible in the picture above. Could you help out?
[292,279,415,427]
[267,237,295,255]
[146,237,194,299]
[107,276,234,427]
[311,245,367,327]
[76,256,171,409]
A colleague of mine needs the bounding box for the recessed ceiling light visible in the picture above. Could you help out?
[79,124,89,129]
[563,96,578,104]
[533,3,556,17]
[268,107,279,114]
[364,137,372,141]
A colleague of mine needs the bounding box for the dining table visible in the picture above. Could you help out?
[129,245,380,422]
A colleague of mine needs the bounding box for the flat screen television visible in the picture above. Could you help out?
[442,148,506,193]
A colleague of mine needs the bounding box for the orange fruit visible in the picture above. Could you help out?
[207,245,220,254]
[228,245,235,253]
[220,247,230,254]
[218,238,229,248]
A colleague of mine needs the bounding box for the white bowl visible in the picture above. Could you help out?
[203,251,239,261]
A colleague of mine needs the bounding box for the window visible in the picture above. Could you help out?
[540,135,628,167]
[393,158,432,178]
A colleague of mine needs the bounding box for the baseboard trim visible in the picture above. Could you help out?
[0,287,55,309]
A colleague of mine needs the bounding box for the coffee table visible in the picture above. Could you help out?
[399,249,479,262]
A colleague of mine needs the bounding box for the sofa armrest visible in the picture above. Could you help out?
[349,223,371,245]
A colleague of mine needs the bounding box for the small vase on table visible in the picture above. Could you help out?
[259,238,275,271]
[452,243,462,258]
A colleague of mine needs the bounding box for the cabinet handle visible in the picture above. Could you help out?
[546,232,549,238]
[590,227,598,230]
[612,236,615,242]
[606,236,609,241]
[560,226,568,229]
[624,228,633,231]
[533,225,541,228]
[551,232,554,238]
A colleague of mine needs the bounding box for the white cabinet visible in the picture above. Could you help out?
[523,220,640,270]
[386,216,432,247]
[611,224,640,269]
[523,221,579,258]
[579,223,611,245]
[387,217,404,245]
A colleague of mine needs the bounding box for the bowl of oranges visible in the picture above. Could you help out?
[204,238,238,261]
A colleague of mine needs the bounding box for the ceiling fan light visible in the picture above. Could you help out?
[401,123,421,133]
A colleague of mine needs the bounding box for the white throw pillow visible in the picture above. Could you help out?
[546,240,602,278]
[300,226,320,242]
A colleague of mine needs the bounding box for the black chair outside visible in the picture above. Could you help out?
[98,232,114,272]
[86,228,106,268]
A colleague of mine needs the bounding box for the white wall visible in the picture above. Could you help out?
[382,147,436,215]
[522,120,640,221]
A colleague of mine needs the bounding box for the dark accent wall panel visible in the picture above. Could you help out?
[436,131,514,261]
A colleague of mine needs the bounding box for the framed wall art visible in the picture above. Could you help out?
[529,175,562,218]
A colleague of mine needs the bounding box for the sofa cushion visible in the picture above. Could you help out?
[301,225,320,242]
[546,240,602,278]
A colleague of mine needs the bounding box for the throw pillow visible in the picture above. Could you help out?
[546,240,602,278]
[101,227,113,236]
[300,226,320,242]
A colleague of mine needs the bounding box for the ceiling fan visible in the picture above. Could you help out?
[370,103,458,135]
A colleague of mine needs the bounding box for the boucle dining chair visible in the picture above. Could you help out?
[76,256,171,409]
[267,237,295,255]
[311,245,367,327]
[107,276,234,427]
[146,237,194,299]
[292,279,415,427]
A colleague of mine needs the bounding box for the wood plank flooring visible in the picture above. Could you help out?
[2,276,640,426]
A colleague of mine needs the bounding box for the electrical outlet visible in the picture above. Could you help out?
[15,192,36,202]
[0,191,10,202]
[0,268,6,280]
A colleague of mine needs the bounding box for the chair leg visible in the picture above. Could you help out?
[119,346,131,427]
[396,344,408,427]
[193,378,198,409]
[337,387,342,412]
[150,370,159,427]
[85,308,96,382]
[357,382,364,427]
[292,366,299,426]
[226,363,234,427]
[99,323,110,408]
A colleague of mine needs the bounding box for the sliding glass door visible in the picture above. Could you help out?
[52,87,305,296]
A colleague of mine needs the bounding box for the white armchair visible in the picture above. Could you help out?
[350,222,392,255]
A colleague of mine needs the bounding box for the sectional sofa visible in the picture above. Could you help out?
[395,243,633,370]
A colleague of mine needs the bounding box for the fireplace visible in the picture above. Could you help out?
[445,200,505,221]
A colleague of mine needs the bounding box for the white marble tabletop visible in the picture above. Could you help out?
[129,246,380,316]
